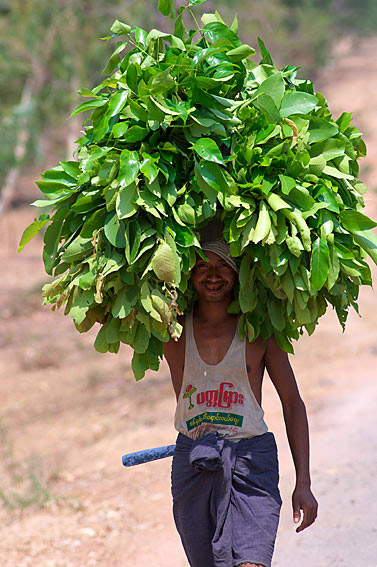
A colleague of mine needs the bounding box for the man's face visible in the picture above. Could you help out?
[191,251,237,303]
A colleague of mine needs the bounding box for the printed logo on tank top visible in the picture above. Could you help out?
[183,382,244,433]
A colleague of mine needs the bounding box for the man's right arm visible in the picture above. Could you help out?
[163,327,185,399]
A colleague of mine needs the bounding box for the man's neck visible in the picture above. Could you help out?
[193,298,233,326]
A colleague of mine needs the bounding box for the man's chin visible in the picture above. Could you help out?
[205,295,224,303]
[201,289,231,303]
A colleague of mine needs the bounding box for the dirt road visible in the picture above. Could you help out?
[1,36,377,567]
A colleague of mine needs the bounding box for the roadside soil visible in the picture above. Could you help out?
[1,36,377,567]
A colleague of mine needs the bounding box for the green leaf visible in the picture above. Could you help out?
[253,202,271,244]
[104,211,126,247]
[326,243,340,290]
[112,122,129,138]
[192,138,225,165]
[257,37,274,66]
[240,216,257,250]
[77,88,97,97]
[94,325,109,353]
[310,139,346,162]
[18,215,49,253]
[279,174,296,195]
[273,331,294,354]
[254,94,280,123]
[310,237,329,291]
[60,161,81,179]
[148,96,178,117]
[61,236,92,263]
[80,208,108,238]
[198,161,228,193]
[110,20,132,35]
[71,191,103,214]
[140,282,162,322]
[119,150,139,187]
[108,89,128,117]
[280,92,318,117]
[150,68,175,93]
[133,321,150,353]
[189,0,207,5]
[116,183,138,219]
[145,29,185,51]
[308,117,339,143]
[174,11,188,39]
[38,166,77,187]
[81,147,113,172]
[267,193,291,212]
[268,298,285,331]
[112,286,138,318]
[351,230,377,265]
[202,21,241,46]
[128,222,142,263]
[158,0,175,17]
[105,316,121,343]
[128,99,149,122]
[131,352,148,381]
[177,202,196,225]
[340,209,377,231]
[230,13,238,34]
[255,73,285,109]
[336,112,352,133]
[226,44,255,62]
[70,290,94,325]
[69,98,107,118]
[309,155,327,176]
[140,156,159,183]
[125,125,149,143]
[43,208,67,274]
[239,259,256,312]
[322,165,353,180]
[102,42,128,75]
[171,220,194,247]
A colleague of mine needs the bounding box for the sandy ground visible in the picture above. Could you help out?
[1,36,377,567]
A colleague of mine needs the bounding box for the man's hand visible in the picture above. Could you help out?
[292,484,318,533]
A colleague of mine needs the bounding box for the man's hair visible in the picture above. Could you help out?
[199,219,225,244]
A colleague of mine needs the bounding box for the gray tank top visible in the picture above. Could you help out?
[174,313,268,441]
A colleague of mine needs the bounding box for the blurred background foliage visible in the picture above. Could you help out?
[1,0,377,204]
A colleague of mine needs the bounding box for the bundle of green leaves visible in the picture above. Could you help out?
[19,0,377,379]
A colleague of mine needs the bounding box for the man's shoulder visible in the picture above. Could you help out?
[245,333,268,356]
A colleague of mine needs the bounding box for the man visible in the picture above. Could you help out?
[163,237,318,567]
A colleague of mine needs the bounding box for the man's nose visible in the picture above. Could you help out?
[207,265,221,279]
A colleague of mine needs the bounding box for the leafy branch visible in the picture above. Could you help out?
[18,0,377,380]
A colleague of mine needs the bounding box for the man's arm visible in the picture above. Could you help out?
[163,327,185,399]
[264,336,318,533]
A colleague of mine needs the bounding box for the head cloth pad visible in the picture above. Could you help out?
[201,240,238,273]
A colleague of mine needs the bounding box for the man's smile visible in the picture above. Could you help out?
[202,282,226,293]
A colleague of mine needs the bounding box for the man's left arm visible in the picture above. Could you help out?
[264,336,318,533]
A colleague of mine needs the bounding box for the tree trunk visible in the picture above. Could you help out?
[0,24,56,216]
[0,77,33,215]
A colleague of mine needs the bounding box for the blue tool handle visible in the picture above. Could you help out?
[122,444,176,467]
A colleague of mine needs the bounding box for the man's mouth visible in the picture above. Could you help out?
[203,282,225,293]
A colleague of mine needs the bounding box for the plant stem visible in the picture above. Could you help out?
[182,0,208,48]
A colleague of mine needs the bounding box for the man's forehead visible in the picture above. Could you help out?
[200,240,239,273]
[195,250,238,274]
